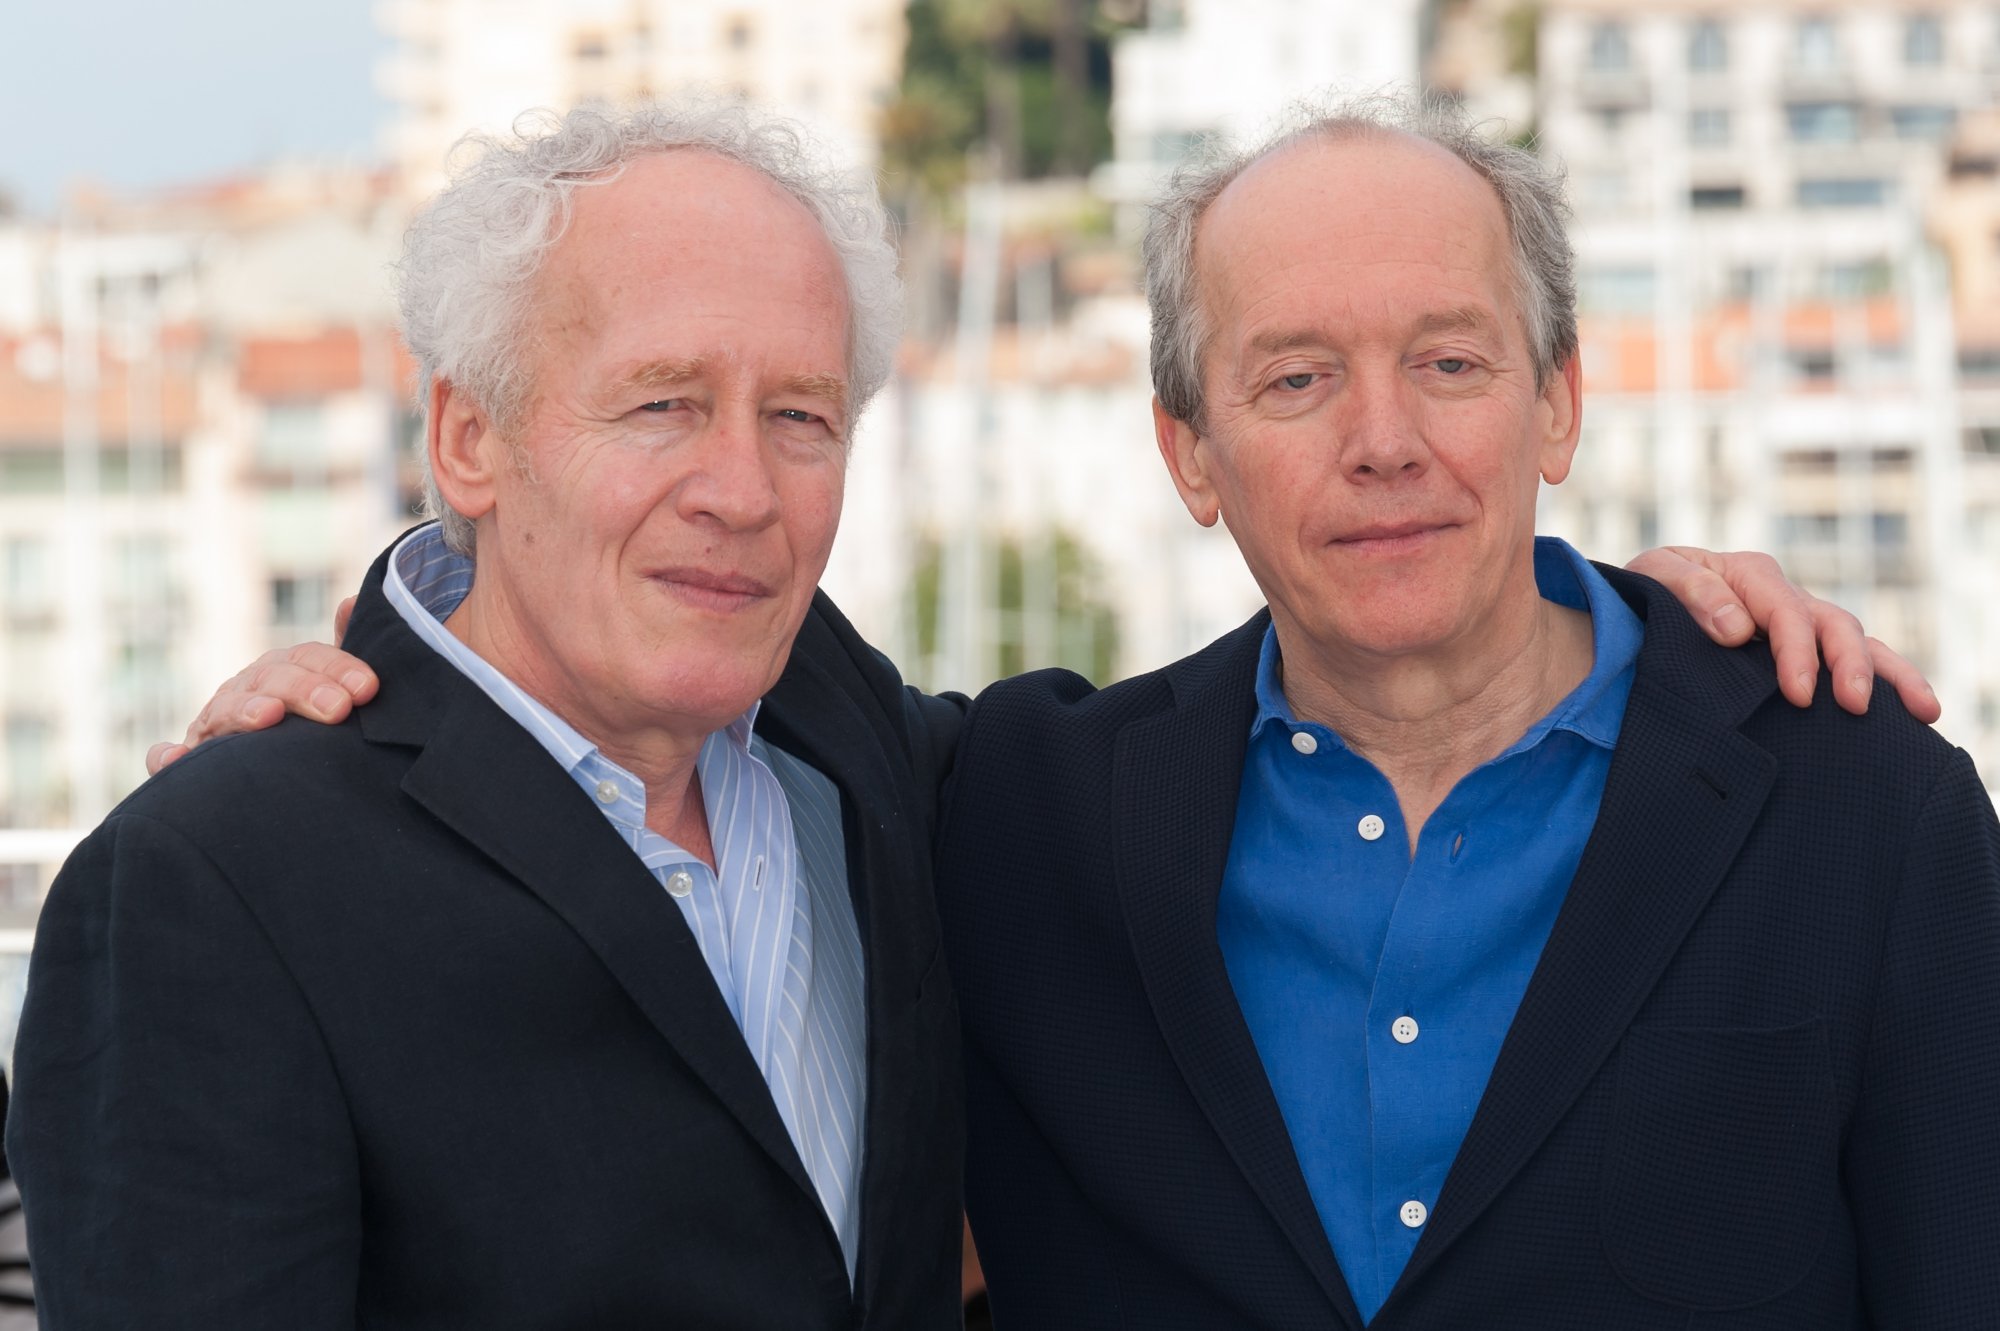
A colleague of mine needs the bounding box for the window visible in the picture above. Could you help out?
[1689,107,1731,145]
[1904,13,1944,65]
[1786,101,1858,143]
[1967,425,2000,453]
[1798,178,1888,207]
[4,713,60,823]
[1781,513,1841,543]
[725,16,753,49]
[1890,105,1956,140]
[1690,185,1746,209]
[3,537,49,613]
[111,534,172,604]
[1820,260,1892,298]
[1579,266,1657,315]
[1872,512,1910,546]
[1688,19,1728,71]
[1963,348,2000,380]
[270,574,334,630]
[1788,348,1837,381]
[1587,21,1631,71]
[1794,16,1840,71]
[259,402,326,470]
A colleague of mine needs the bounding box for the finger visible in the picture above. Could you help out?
[261,641,379,703]
[236,660,364,723]
[334,595,358,646]
[1866,636,1942,724]
[1809,601,1876,716]
[185,693,288,748]
[1762,602,1821,709]
[145,741,189,775]
[1626,548,1755,645]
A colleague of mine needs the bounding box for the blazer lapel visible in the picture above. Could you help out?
[757,622,936,1311]
[1112,617,1364,1331]
[1389,576,1779,1305]
[378,680,822,1210]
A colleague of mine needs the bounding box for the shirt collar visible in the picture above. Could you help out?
[1250,535,1642,754]
[381,523,762,790]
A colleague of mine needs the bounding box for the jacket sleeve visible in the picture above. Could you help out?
[7,812,361,1328]
[1846,747,2000,1326]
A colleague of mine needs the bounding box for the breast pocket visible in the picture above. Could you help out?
[1601,1021,1839,1311]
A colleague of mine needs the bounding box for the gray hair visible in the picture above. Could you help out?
[399,101,903,554]
[1144,93,1577,434]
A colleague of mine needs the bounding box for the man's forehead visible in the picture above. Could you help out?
[1193,129,1515,340]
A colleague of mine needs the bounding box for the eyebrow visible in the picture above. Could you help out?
[1244,306,1501,357]
[609,359,848,408]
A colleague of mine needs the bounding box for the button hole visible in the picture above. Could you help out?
[1693,767,1728,800]
[1450,832,1465,860]
[754,856,766,890]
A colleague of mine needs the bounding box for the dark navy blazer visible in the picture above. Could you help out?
[9,543,966,1329]
[937,567,2000,1329]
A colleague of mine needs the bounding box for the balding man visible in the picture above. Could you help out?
[8,105,962,1328]
[938,96,1999,1328]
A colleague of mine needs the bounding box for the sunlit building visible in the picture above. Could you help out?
[0,169,410,915]
[376,0,907,194]
[1526,0,2000,786]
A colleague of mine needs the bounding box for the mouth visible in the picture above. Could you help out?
[644,567,776,613]
[1331,521,1455,556]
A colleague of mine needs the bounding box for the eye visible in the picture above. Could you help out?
[637,399,683,413]
[776,408,822,424]
[1277,372,1317,391]
[1432,358,1470,375]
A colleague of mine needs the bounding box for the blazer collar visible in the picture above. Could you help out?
[341,541,828,1217]
[1383,566,1780,1312]
[1112,609,1367,1331]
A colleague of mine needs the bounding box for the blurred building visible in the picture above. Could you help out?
[1097,0,1431,219]
[376,0,907,194]
[1517,0,2000,784]
[0,168,412,919]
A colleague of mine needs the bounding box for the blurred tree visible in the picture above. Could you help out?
[881,0,1132,198]
[909,528,1121,687]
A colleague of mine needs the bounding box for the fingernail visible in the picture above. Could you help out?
[1712,604,1746,634]
[341,670,371,694]
[310,686,346,715]
[1850,673,1873,700]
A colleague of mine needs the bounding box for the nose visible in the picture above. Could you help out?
[1337,368,1431,482]
[676,405,781,531]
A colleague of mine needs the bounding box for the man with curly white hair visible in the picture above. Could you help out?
[8,103,964,1327]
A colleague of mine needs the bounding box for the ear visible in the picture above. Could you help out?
[428,378,503,523]
[1536,352,1584,486]
[1153,397,1221,528]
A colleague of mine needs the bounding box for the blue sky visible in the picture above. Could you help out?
[0,0,390,215]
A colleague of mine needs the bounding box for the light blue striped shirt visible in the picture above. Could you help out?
[383,523,867,1278]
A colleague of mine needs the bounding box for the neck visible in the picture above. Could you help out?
[446,578,720,866]
[1278,594,1595,853]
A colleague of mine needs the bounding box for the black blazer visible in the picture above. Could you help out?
[8,539,966,1329]
[936,567,2000,1329]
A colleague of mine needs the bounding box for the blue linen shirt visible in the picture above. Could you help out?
[383,524,867,1278]
[1215,537,1643,1323]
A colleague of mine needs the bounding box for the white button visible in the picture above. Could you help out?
[594,779,619,805]
[1358,814,1386,841]
[1392,1015,1420,1044]
[666,870,694,898]
[1291,731,1318,755]
[1400,1200,1428,1228]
